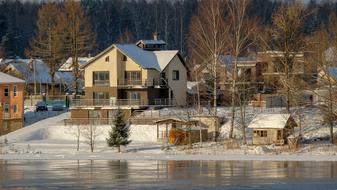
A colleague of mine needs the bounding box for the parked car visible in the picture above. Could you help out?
[52,100,65,111]
[35,101,48,112]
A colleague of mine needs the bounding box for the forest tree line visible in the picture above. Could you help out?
[0,0,337,59]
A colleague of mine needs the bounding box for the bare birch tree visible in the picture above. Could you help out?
[227,0,260,141]
[311,14,337,144]
[265,3,308,113]
[81,123,102,153]
[188,0,229,116]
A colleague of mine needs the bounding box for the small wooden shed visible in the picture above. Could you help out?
[248,114,297,145]
[154,118,207,146]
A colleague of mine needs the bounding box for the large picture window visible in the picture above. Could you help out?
[127,91,141,100]
[93,71,109,86]
[93,92,109,100]
[125,71,141,85]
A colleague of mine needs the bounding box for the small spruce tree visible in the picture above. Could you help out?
[107,109,131,152]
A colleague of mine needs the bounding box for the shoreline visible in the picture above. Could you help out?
[2,153,337,161]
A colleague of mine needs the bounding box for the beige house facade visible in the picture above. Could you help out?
[70,39,187,122]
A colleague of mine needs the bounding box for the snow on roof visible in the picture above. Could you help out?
[219,55,254,67]
[0,72,25,84]
[59,57,93,72]
[187,81,198,94]
[136,39,166,45]
[4,59,75,87]
[115,44,178,72]
[327,67,337,81]
[248,114,291,129]
[153,50,179,71]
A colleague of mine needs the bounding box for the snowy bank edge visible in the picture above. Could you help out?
[1,153,337,161]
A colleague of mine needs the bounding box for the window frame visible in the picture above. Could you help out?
[254,130,268,137]
[93,92,110,100]
[4,103,9,113]
[105,56,110,62]
[93,71,110,86]
[4,85,9,97]
[128,91,141,100]
[13,85,17,97]
[13,104,18,113]
[172,70,180,81]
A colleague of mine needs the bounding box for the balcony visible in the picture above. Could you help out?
[117,79,168,88]
[70,98,176,108]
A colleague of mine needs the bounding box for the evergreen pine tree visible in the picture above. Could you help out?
[106,109,131,152]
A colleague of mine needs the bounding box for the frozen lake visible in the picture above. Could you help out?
[1,160,337,189]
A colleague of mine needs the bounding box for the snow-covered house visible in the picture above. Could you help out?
[70,35,187,123]
[248,114,298,145]
[0,72,25,135]
[58,57,93,72]
[3,59,75,95]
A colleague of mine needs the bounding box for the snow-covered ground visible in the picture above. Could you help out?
[24,106,67,126]
[1,106,337,161]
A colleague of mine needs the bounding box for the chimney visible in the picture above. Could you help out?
[153,32,159,41]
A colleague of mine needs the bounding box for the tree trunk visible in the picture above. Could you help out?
[239,100,247,145]
[77,125,80,151]
[229,59,238,139]
[213,55,217,116]
[330,122,334,144]
[329,85,334,144]
[286,86,291,113]
[195,70,201,113]
[118,145,121,153]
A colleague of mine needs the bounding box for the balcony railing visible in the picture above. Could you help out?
[117,79,167,87]
[64,118,112,126]
[70,98,176,108]
[3,113,10,119]
[2,113,22,120]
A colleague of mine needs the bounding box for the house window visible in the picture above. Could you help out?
[89,110,101,125]
[13,104,18,113]
[13,85,17,97]
[173,70,179,80]
[105,56,110,62]
[93,71,109,86]
[254,130,267,137]
[4,103,9,113]
[125,71,141,85]
[4,86,9,96]
[93,92,109,100]
[128,91,141,100]
[122,55,127,61]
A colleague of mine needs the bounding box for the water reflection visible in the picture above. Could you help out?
[1,160,337,189]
